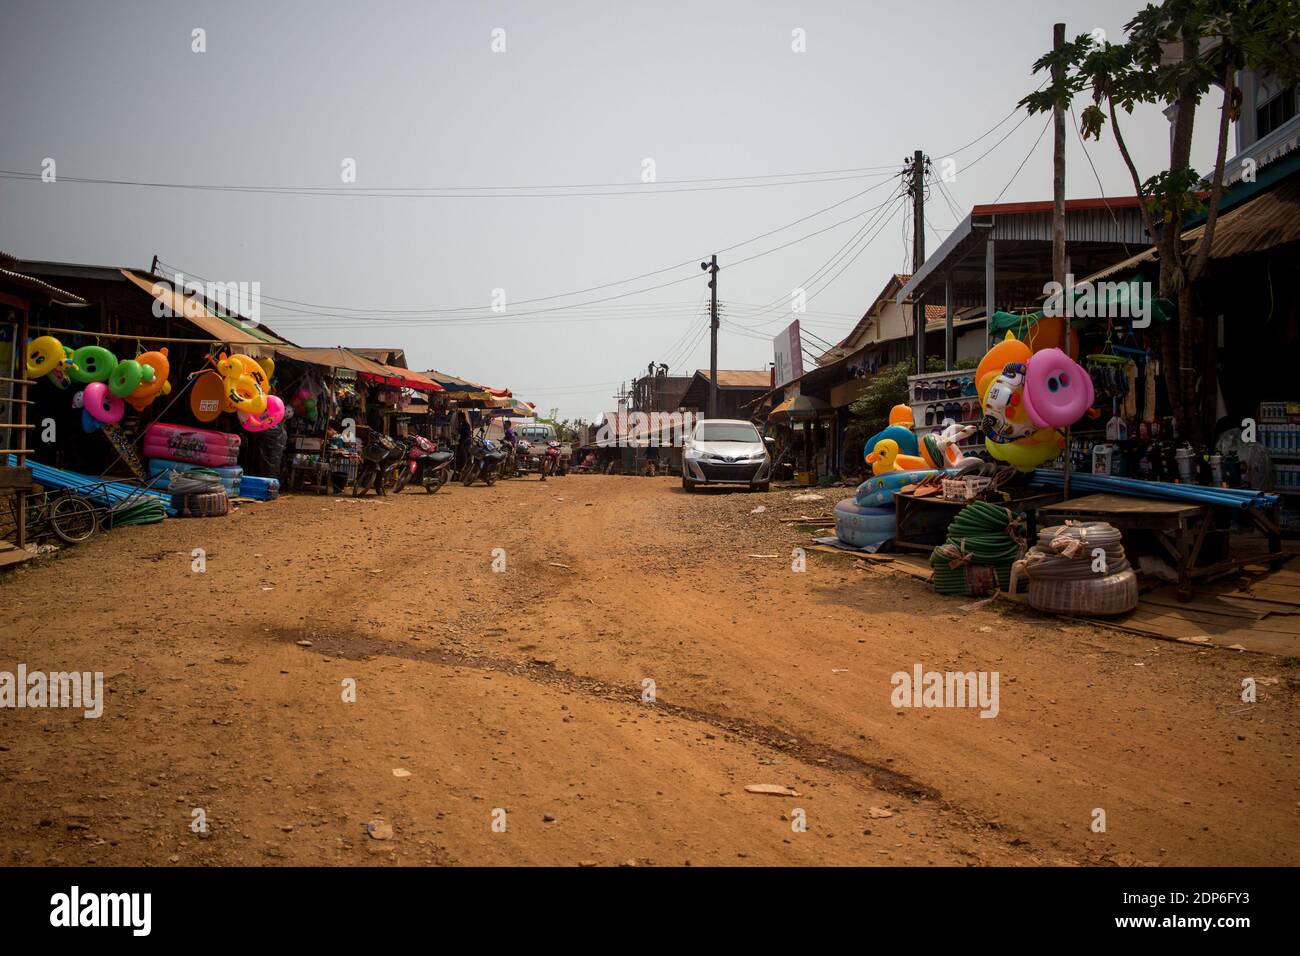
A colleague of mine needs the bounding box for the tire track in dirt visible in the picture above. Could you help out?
[270,625,942,802]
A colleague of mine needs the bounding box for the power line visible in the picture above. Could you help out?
[991,113,1053,205]
[0,167,898,200]
[154,175,904,319]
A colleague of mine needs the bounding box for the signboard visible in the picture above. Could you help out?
[773,319,804,388]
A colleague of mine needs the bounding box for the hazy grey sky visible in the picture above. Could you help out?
[1,0,1224,419]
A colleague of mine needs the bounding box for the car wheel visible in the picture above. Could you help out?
[752,482,770,493]
[682,475,695,493]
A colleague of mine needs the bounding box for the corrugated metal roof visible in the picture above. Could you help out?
[1081,175,1300,282]
[0,262,86,304]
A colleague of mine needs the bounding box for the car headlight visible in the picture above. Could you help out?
[686,447,710,460]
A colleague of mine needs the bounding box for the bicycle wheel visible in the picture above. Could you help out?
[50,495,98,544]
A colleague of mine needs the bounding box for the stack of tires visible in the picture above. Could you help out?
[166,469,230,518]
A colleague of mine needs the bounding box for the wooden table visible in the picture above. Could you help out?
[893,489,1058,553]
[1033,492,1284,600]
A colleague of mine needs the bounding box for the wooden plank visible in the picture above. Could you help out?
[0,547,35,569]
[1041,492,1205,517]
[1240,584,1300,606]
[1255,614,1300,635]
[1107,613,1299,655]
[1140,592,1267,620]
[1215,594,1299,615]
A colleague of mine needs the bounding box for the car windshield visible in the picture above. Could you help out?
[697,423,760,443]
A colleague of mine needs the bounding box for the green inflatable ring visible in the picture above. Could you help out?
[108,358,145,398]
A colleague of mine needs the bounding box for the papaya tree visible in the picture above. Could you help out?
[1020,0,1300,442]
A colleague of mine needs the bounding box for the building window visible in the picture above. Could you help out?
[1256,83,1297,140]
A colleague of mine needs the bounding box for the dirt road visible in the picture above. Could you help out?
[2,475,1296,866]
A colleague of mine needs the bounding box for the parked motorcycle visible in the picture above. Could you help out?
[539,440,562,481]
[392,434,455,493]
[498,436,519,479]
[353,433,406,496]
[460,430,507,486]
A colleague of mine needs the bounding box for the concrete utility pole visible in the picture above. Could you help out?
[701,254,719,418]
[909,150,927,374]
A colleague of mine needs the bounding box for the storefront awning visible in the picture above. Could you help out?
[271,346,396,377]
[423,368,510,396]
[349,355,444,392]
[770,394,831,421]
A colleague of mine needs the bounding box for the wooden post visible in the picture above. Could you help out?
[1052,22,1072,500]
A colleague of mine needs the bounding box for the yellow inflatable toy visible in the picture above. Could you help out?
[866,438,928,475]
[985,429,1064,470]
[215,353,268,415]
[25,335,67,378]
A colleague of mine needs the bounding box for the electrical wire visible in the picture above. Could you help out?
[991,114,1053,205]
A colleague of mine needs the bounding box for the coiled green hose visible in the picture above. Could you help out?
[930,501,1026,595]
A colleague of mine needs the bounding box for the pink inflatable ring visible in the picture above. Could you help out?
[83,381,125,424]
[1022,348,1094,429]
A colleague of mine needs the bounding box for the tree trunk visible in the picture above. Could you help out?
[1178,283,1200,446]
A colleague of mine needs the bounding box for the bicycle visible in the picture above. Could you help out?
[2,485,105,546]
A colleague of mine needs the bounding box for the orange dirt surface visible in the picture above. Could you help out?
[1,475,1296,866]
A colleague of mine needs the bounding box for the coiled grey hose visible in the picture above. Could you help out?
[1009,522,1129,593]
[1026,523,1128,578]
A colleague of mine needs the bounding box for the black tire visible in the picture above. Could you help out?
[50,495,98,544]
[484,470,496,487]
[461,466,476,487]
[681,475,695,493]
[751,482,770,493]
[171,489,230,518]
[393,467,411,493]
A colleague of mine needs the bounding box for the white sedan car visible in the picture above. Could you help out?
[681,419,773,492]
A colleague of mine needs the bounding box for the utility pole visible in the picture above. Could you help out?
[908,150,927,374]
[701,254,719,418]
[1052,23,1068,309]
[1051,22,1073,501]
